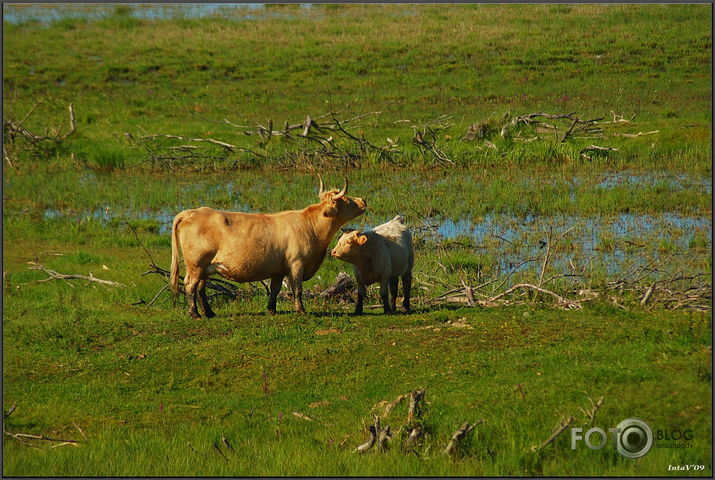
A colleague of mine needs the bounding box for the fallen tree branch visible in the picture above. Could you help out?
[354,425,377,454]
[481,283,581,309]
[530,415,574,452]
[26,262,124,287]
[444,420,483,456]
[407,388,426,422]
[4,402,17,420]
[580,396,604,426]
[4,430,80,445]
[319,272,355,301]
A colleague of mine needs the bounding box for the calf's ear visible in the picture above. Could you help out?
[341,227,356,233]
[357,235,368,245]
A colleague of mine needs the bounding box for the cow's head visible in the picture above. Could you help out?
[330,230,367,262]
[317,175,366,222]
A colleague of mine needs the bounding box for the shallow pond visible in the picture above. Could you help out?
[3,3,312,25]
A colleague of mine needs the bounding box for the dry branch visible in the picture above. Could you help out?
[405,424,423,450]
[580,396,604,426]
[354,425,377,453]
[4,430,80,445]
[372,393,409,417]
[136,108,382,168]
[531,415,574,452]
[212,441,229,461]
[444,420,483,456]
[612,130,659,138]
[3,103,76,145]
[292,412,314,421]
[407,388,426,422]
[4,402,17,420]
[580,145,619,153]
[319,272,355,301]
[26,262,124,287]
[481,283,581,309]
[137,134,236,151]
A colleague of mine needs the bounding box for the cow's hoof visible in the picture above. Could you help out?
[189,311,202,319]
[204,311,216,319]
[267,308,277,315]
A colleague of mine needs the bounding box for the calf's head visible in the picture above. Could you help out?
[317,175,366,223]
[331,230,368,262]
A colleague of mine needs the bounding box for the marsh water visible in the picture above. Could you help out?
[3,4,312,25]
[39,169,711,279]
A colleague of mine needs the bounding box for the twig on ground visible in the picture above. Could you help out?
[444,420,483,456]
[26,262,124,287]
[531,415,574,452]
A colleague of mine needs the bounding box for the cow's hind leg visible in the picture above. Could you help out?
[402,270,412,312]
[197,279,216,318]
[379,278,392,314]
[184,268,202,319]
[267,275,284,315]
[389,276,399,312]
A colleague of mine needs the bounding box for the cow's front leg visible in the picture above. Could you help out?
[289,266,306,314]
[267,275,284,315]
[197,279,216,318]
[380,277,392,314]
[354,278,367,315]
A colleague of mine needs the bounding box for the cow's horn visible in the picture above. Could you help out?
[317,173,325,196]
[332,178,348,200]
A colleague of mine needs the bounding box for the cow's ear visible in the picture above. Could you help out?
[357,235,368,245]
[323,204,338,217]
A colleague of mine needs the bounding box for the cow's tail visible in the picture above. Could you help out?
[170,213,183,304]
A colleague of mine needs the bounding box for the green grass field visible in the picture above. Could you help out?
[2,3,712,477]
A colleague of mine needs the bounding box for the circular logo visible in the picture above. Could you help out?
[615,418,653,458]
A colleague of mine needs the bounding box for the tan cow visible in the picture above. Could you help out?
[330,215,413,314]
[170,176,366,318]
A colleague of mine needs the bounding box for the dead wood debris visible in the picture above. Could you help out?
[531,415,574,452]
[3,102,76,165]
[407,388,426,423]
[410,215,710,312]
[580,396,604,426]
[355,415,391,453]
[444,420,483,456]
[24,262,124,287]
[4,429,81,446]
[318,272,355,302]
[131,107,388,169]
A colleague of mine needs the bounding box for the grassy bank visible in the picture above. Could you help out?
[2,3,712,476]
[3,4,712,172]
[2,241,712,475]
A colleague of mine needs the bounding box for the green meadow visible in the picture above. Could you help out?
[2,4,712,476]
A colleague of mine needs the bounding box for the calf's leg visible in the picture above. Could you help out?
[402,270,412,312]
[389,276,399,312]
[380,278,392,314]
[355,278,367,315]
[197,278,216,318]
